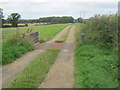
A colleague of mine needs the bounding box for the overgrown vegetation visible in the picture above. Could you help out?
[74,45,118,88]
[8,49,60,88]
[2,34,34,65]
[74,14,118,88]
[83,14,118,50]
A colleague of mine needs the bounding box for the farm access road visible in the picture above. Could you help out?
[1,24,76,88]
[39,25,76,88]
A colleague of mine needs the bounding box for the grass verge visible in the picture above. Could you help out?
[2,35,34,65]
[74,44,118,88]
[8,49,60,88]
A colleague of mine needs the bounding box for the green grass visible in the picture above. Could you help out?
[74,23,118,88]
[74,44,118,88]
[1,24,70,42]
[8,49,60,88]
[55,26,71,43]
[2,35,34,65]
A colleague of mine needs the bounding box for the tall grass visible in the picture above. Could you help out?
[2,33,34,65]
[83,14,118,50]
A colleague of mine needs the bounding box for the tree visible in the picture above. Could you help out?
[76,17,83,23]
[0,8,4,27]
[7,13,21,27]
[39,16,74,24]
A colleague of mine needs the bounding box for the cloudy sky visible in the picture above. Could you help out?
[0,0,119,19]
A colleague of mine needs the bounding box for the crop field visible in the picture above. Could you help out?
[1,24,70,42]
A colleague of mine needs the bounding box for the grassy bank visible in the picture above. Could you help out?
[74,44,118,88]
[8,49,60,88]
[74,16,118,88]
[1,24,70,42]
[2,35,34,65]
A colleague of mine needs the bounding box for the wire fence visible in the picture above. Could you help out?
[1,29,26,39]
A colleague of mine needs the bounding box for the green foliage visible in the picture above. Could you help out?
[0,8,3,27]
[75,23,83,43]
[18,16,74,24]
[74,44,118,88]
[39,16,74,24]
[74,16,118,88]
[8,49,60,88]
[82,14,118,50]
[75,17,84,23]
[2,35,34,65]
[7,13,21,27]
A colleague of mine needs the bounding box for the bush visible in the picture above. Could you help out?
[74,15,118,88]
[2,34,34,65]
[82,14,118,50]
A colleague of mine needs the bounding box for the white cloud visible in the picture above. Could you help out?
[0,0,119,3]
[0,1,118,19]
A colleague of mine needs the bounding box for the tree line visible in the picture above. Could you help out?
[18,16,75,24]
[0,8,83,27]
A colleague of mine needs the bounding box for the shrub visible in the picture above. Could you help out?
[82,14,118,50]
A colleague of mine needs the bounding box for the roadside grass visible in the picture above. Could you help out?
[1,24,70,42]
[74,23,118,88]
[8,49,60,88]
[74,23,82,43]
[55,26,71,43]
[2,35,34,65]
[74,44,118,88]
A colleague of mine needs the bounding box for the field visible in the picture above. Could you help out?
[1,24,70,42]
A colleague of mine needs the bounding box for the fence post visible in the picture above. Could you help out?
[79,30,85,43]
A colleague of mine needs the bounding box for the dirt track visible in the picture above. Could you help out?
[49,25,72,42]
[1,25,72,88]
[39,25,76,88]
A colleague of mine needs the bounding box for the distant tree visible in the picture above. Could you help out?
[18,16,74,24]
[7,13,21,27]
[39,16,74,24]
[76,17,83,23]
[0,8,4,27]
